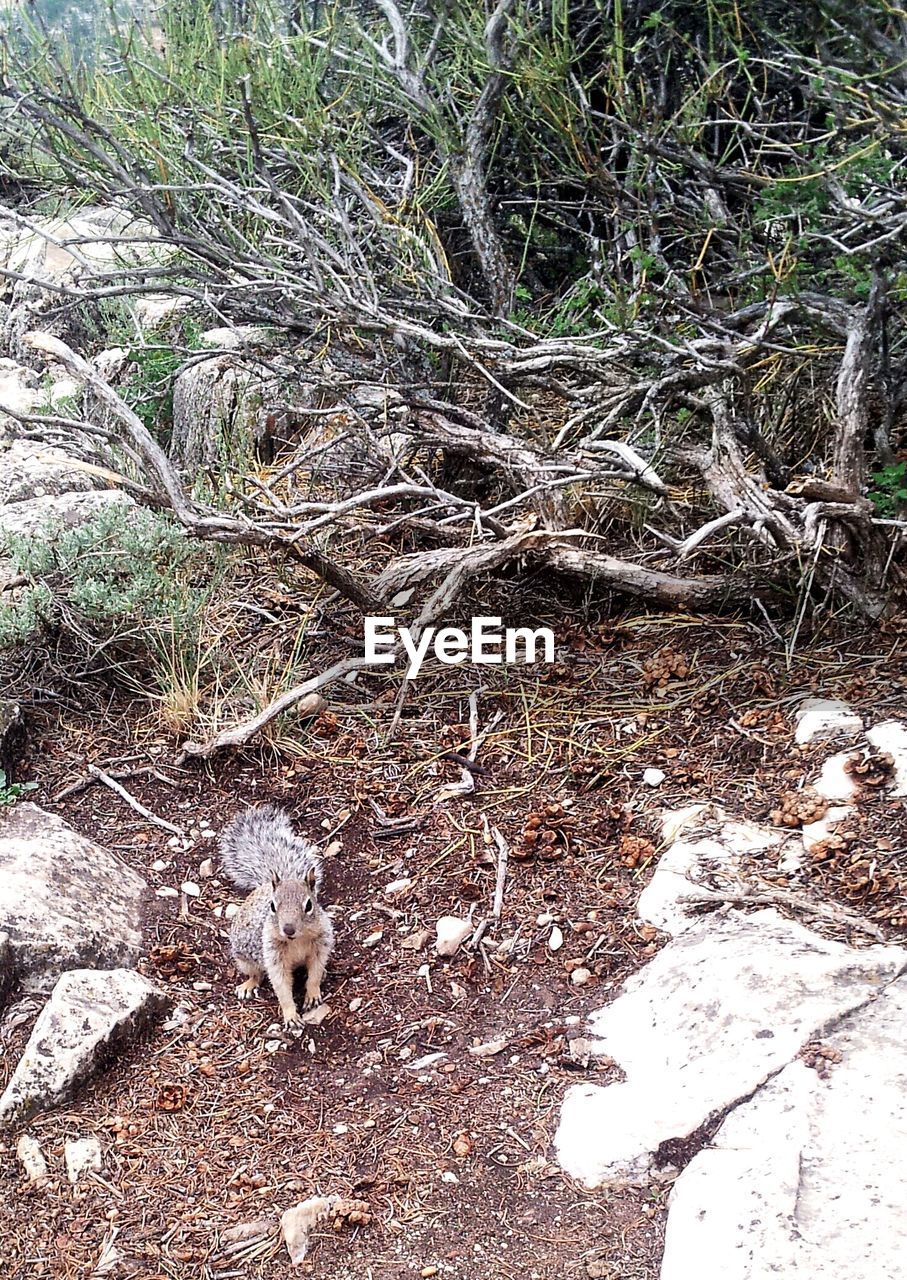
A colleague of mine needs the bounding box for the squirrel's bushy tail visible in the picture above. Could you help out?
[219,804,322,892]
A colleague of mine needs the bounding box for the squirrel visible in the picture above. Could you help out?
[219,804,335,1028]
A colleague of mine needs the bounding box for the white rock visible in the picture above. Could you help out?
[0,489,133,542]
[16,1134,48,1183]
[0,968,167,1127]
[151,859,169,873]
[155,886,178,899]
[794,697,862,746]
[554,910,906,1188]
[639,811,786,937]
[0,802,146,992]
[280,1196,337,1264]
[866,719,907,796]
[570,967,593,987]
[642,767,666,787]
[802,805,855,851]
[198,858,215,878]
[662,976,907,1280]
[349,997,363,1012]
[548,925,564,952]
[180,881,200,897]
[660,804,711,843]
[813,750,859,803]
[224,903,238,920]
[362,930,383,949]
[384,877,413,897]
[64,1136,102,1184]
[435,917,473,957]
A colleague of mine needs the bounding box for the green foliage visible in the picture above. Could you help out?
[0,769,38,806]
[120,319,202,444]
[0,503,225,670]
[869,463,907,517]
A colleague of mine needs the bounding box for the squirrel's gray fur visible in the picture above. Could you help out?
[219,804,334,1028]
[220,803,323,892]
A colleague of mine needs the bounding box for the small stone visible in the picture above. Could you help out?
[643,768,666,787]
[537,912,554,927]
[151,859,169,873]
[192,981,213,992]
[302,1003,330,1026]
[385,877,413,897]
[64,1136,102,1184]
[401,928,431,951]
[16,1135,48,1183]
[549,925,564,952]
[435,917,473,957]
[422,1268,439,1278]
[349,997,363,1012]
[181,881,201,897]
[198,859,215,878]
[155,886,178,899]
[794,697,862,746]
[570,967,593,987]
[224,903,238,920]
[363,930,384,949]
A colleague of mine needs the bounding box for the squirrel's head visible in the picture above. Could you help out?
[269,868,319,940]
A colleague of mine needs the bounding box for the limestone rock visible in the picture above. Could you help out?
[794,697,862,746]
[170,354,283,467]
[16,1134,49,1183]
[661,977,907,1280]
[198,325,280,351]
[0,206,164,293]
[554,910,906,1187]
[64,1136,102,1184]
[435,917,473,957]
[638,808,787,936]
[0,968,166,1127]
[0,489,133,541]
[0,439,103,504]
[0,802,147,992]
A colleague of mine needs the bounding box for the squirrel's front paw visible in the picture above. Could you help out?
[282,1007,304,1030]
[302,990,323,1012]
[236,979,260,1001]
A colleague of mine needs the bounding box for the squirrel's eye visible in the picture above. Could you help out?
[305,900,314,914]
[270,901,277,913]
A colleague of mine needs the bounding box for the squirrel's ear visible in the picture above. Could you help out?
[270,870,281,890]
[305,866,317,890]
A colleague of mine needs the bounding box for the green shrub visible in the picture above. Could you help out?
[0,503,226,680]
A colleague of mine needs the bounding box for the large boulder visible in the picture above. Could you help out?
[0,488,133,541]
[170,353,288,467]
[554,910,907,1188]
[0,802,147,993]
[0,968,166,1127]
[661,976,907,1280]
[0,439,104,504]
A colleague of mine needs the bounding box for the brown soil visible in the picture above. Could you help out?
[2,607,906,1280]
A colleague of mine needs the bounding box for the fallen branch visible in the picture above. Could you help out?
[87,764,184,836]
[175,658,374,761]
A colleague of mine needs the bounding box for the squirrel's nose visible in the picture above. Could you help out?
[282,924,296,938]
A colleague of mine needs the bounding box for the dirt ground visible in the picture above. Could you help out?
[2,604,906,1280]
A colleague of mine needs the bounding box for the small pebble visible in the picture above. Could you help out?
[151,859,169,873]
[570,967,593,987]
[363,930,383,949]
[181,881,201,897]
[198,858,215,878]
[642,767,666,787]
[155,886,178,898]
